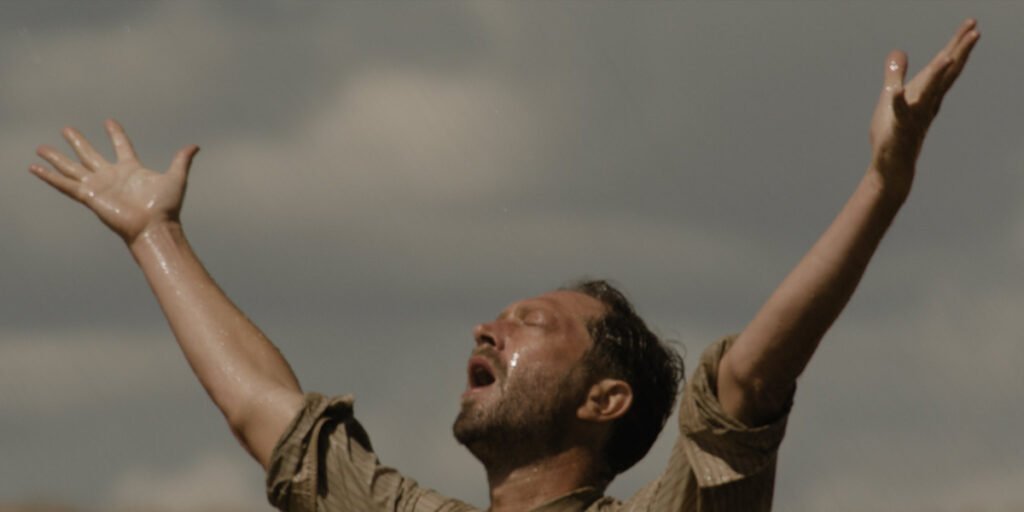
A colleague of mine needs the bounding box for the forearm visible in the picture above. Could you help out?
[130,221,303,466]
[716,19,979,426]
[720,169,903,425]
[31,120,308,467]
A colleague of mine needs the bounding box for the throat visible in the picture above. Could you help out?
[484,446,608,512]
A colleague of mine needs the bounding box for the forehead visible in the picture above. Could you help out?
[502,290,606,324]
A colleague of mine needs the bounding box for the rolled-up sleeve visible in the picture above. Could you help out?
[265,393,474,512]
[614,336,793,512]
[266,393,359,511]
[676,335,792,510]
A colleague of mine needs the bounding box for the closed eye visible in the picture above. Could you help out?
[523,309,551,327]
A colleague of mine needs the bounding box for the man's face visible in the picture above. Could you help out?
[452,290,606,453]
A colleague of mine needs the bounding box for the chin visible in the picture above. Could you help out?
[452,406,485,445]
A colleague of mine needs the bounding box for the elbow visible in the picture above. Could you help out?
[217,380,303,437]
[718,357,794,427]
[225,401,258,448]
[222,388,306,468]
[227,412,251,442]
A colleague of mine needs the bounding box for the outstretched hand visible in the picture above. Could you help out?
[869,19,979,200]
[31,119,199,244]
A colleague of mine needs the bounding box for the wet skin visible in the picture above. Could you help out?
[464,290,606,404]
[28,18,981,512]
[457,290,607,438]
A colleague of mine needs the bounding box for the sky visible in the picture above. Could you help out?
[1,2,1023,511]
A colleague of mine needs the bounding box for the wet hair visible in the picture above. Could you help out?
[563,279,685,477]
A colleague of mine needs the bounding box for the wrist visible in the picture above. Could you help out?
[128,220,187,257]
[864,165,913,208]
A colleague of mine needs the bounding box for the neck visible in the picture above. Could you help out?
[485,445,606,512]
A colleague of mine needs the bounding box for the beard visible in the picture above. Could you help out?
[453,363,589,467]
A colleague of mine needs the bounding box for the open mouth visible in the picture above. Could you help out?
[467,358,497,389]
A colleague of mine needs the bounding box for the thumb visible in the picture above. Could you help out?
[169,144,200,182]
[883,50,908,92]
[883,50,911,122]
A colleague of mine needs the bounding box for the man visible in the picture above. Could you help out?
[29,20,979,511]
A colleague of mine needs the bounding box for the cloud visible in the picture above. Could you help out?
[0,327,190,415]
[907,282,1024,392]
[3,3,1024,512]
[188,65,545,233]
[0,3,233,125]
[107,452,270,512]
[796,460,1024,512]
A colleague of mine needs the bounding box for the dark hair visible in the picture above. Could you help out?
[564,279,685,476]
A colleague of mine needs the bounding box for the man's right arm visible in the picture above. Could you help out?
[129,221,305,468]
[31,120,304,468]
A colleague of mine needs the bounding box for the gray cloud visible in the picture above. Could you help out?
[2,2,1023,511]
[108,452,270,512]
[0,328,189,415]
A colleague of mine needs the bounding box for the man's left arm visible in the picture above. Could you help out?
[718,19,980,427]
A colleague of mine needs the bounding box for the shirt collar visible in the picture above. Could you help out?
[528,487,605,512]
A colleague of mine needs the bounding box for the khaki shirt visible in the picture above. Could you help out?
[266,336,791,511]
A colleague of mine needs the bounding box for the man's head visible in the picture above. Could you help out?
[452,279,684,479]
[566,279,685,476]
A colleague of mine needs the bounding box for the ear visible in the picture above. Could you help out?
[577,379,633,423]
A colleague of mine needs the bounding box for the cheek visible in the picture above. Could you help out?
[505,347,579,390]
[507,345,554,374]
[503,365,558,404]
[503,359,590,415]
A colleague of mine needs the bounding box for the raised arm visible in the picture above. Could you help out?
[717,20,980,426]
[30,120,304,468]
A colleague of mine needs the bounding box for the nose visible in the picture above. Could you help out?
[473,322,503,350]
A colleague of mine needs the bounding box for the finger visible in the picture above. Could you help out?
[168,144,199,182]
[29,164,83,202]
[883,50,908,94]
[882,51,913,123]
[918,22,980,112]
[36,145,89,180]
[104,118,139,162]
[917,54,953,106]
[939,18,978,58]
[61,126,110,171]
[940,28,980,92]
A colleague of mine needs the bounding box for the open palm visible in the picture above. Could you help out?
[31,119,198,243]
[869,19,979,198]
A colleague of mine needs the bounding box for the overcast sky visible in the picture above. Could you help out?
[2,2,1023,511]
